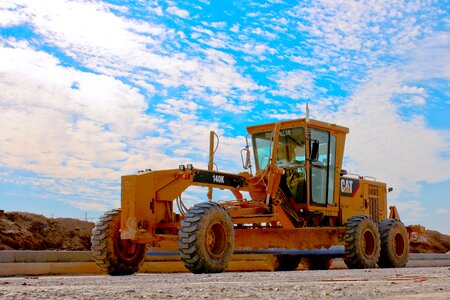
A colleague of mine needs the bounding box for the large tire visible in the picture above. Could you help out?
[344,216,380,269]
[378,219,409,268]
[301,257,333,270]
[271,255,301,271]
[91,209,147,275]
[179,202,234,274]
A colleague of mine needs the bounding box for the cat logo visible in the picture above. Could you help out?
[340,178,360,197]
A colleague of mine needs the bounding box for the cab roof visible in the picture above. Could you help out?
[246,118,349,135]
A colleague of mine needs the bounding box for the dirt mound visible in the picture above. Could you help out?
[0,211,94,250]
[409,228,450,253]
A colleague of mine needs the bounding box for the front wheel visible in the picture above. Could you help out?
[91,209,147,275]
[344,216,380,269]
[179,202,234,274]
[378,219,409,268]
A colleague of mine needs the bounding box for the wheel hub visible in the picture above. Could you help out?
[205,222,226,259]
[393,232,405,257]
[114,230,143,262]
[362,229,375,257]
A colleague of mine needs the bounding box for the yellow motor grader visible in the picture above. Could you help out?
[91,118,409,275]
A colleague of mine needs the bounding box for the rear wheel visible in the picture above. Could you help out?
[344,216,380,269]
[378,219,409,268]
[301,257,333,270]
[271,255,301,271]
[91,209,147,275]
[179,202,234,274]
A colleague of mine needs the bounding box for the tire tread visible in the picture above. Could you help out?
[179,202,234,274]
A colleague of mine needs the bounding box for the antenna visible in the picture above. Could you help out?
[305,102,310,122]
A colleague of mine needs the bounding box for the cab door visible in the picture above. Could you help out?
[309,128,337,206]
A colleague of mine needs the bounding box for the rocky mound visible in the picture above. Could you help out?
[409,229,450,253]
[0,211,94,250]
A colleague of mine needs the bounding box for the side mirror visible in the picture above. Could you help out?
[240,147,251,170]
[310,140,319,162]
[240,134,253,173]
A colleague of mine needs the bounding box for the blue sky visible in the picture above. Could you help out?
[0,0,449,233]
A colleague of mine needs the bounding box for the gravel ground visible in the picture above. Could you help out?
[0,267,449,299]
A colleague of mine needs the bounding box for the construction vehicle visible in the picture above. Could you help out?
[91,117,409,275]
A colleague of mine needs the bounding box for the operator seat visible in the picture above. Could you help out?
[277,144,307,206]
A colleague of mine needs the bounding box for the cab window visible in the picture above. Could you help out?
[252,127,306,170]
[310,129,336,205]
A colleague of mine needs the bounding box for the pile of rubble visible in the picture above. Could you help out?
[0,211,94,250]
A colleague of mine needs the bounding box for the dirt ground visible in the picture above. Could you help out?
[0,267,449,299]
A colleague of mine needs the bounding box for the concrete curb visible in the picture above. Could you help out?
[408,253,450,260]
[0,262,102,277]
[0,251,448,277]
[0,251,93,263]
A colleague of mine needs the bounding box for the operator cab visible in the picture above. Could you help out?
[247,118,348,212]
[253,127,307,206]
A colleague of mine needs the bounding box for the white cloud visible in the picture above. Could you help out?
[206,95,253,113]
[155,99,200,119]
[210,95,227,106]
[271,70,315,99]
[435,208,449,215]
[288,0,441,73]
[0,53,118,178]
[0,0,257,96]
[268,108,302,120]
[0,41,158,135]
[0,34,255,213]
[67,200,110,212]
[289,55,324,67]
[202,21,227,29]
[0,2,27,26]
[251,27,277,40]
[0,39,251,211]
[166,6,190,19]
[402,31,450,81]
[149,4,163,17]
[0,41,165,180]
[390,200,428,222]
[406,96,426,106]
[240,42,276,57]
